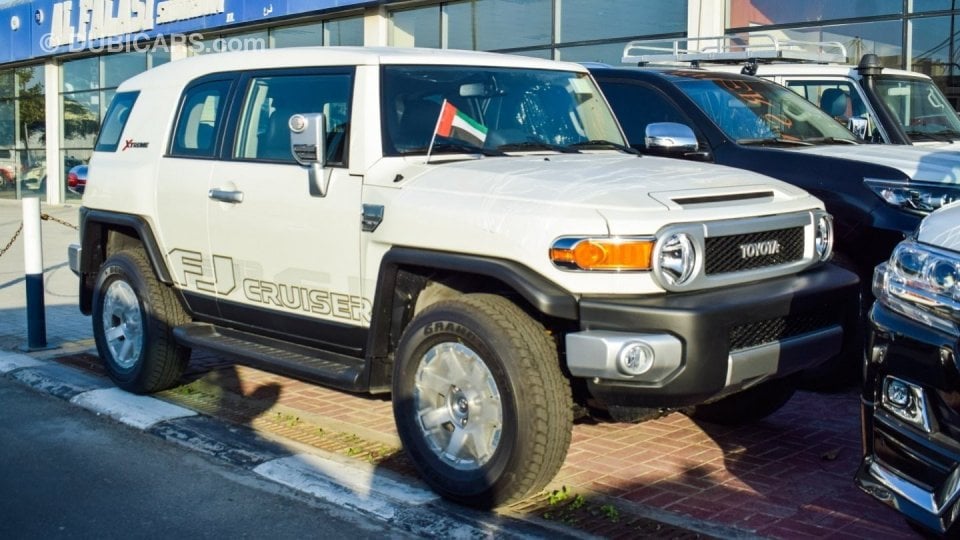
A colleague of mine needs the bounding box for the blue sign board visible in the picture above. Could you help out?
[0,0,372,65]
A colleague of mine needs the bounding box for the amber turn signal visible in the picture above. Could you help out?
[550,238,654,271]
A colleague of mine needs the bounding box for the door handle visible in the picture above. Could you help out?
[208,188,244,203]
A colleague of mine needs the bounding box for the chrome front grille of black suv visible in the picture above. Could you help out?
[705,227,804,275]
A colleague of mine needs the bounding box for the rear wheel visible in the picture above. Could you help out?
[92,249,190,393]
[392,294,572,508]
[688,376,797,425]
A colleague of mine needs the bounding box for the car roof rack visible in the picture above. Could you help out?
[622,34,848,66]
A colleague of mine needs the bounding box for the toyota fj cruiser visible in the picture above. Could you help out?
[68,47,858,507]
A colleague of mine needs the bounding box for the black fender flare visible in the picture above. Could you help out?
[77,208,173,313]
[365,247,578,363]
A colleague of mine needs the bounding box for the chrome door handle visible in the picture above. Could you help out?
[208,188,244,203]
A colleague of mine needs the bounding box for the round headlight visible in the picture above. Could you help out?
[815,214,834,261]
[656,233,695,286]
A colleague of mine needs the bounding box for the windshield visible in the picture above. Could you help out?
[382,66,624,156]
[675,75,859,145]
[874,76,960,141]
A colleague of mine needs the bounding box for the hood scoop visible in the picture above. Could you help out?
[671,190,775,206]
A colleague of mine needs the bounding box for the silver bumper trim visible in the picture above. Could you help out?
[726,325,843,388]
[565,330,683,382]
[67,243,81,276]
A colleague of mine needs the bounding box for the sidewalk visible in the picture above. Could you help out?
[0,200,916,539]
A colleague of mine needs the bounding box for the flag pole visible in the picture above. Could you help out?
[425,99,447,164]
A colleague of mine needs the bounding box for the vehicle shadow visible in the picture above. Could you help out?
[559,390,917,538]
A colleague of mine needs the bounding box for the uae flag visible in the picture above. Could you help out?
[434,100,488,146]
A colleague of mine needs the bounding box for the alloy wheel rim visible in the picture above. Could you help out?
[413,341,503,471]
[101,280,144,369]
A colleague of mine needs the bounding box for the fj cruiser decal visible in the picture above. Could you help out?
[243,279,371,323]
[169,249,370,323]
[169,249,236,295]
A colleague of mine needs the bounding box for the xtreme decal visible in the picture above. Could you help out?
[168,248,370,323]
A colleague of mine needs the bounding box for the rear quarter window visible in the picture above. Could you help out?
[94,91,139,152]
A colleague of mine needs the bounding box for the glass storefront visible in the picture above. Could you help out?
[197,16,364,53]
[388,0,688,60]
[0,66,45,201]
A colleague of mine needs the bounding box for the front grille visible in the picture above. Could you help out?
[729,312,836,351]
[705,227,804,275]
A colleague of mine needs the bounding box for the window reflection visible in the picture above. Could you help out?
[560,0,685,42]
[728,0,902,28]
[445,0,551,50]
[389,6,440,48]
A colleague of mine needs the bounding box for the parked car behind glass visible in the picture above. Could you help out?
[67,164,87,195]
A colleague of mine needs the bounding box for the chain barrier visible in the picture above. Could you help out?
[41,213,79,231]
[0,213,78,259]
[0,222,22,258]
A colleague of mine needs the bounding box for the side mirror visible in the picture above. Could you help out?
[289,113,327,167]
[289,113,330,197]
[645,122,698,155]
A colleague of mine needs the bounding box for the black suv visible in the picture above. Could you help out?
[856,203,960,536]
[589,66,960,286]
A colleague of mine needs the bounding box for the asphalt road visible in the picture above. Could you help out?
[0,376,413,539]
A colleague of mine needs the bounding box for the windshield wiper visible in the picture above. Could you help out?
[904,129,956,143]
[496,141,580,153]
[567,140,640,155]
[804,137,859,145]
[736,137,814,147]
[405,142,506,157]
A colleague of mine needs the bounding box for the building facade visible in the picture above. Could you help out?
[0,0,957,203]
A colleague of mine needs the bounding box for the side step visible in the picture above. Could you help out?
[173,323,368,392]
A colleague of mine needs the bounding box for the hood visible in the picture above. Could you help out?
[917,201,960,252]
[791,144,960,184]
[396,153,807,212]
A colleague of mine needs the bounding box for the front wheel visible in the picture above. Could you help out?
[92,249,190,393]
[392,294,572,508]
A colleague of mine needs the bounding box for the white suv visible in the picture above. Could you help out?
[623,34,960,147]
[68,46,858,507]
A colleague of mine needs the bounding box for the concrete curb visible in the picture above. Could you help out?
[0,349,588,539]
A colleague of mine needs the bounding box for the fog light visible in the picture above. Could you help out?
[617,342,655,376]
[885,379,911,408]
[881,376,931,432]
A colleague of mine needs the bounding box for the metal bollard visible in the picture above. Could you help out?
[22,196,48,350]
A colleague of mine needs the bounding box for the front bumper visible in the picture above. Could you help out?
[856,302,960,536]
[67,243,81,277]
[565,263,860,408]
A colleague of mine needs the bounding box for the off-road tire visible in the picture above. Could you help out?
[92,249,190,393]
[688,376,797,425]
[392,293,572,508]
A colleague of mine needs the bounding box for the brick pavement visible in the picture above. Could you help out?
[0,200,918,538]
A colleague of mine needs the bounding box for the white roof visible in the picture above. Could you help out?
[120,46,583,90]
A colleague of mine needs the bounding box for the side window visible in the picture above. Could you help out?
[170,80,231,158]
[599,81,693,149]
[785,80,866,121]
[233,73,352,165]
[95,91,139,152]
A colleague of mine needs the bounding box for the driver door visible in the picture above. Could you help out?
[206,68,365,354]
